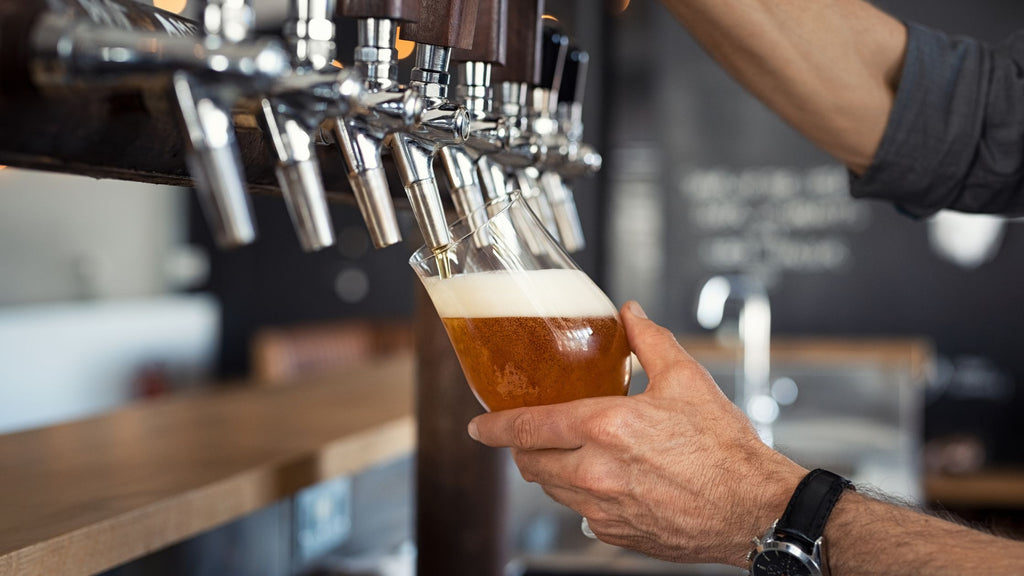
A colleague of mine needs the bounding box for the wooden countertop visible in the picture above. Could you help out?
[0,353,416,576]
[926,470,1024,509]
[676,336,934,383]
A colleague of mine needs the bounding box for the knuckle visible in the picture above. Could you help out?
[585,407,632,445]
[510,411,537,449]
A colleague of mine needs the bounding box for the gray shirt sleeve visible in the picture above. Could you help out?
[850,22,1024,217]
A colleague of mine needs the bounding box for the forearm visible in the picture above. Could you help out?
[659,0,907,174]
[823,491,1024,575]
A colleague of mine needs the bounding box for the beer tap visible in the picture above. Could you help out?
[441,0,507,221]
[546,44,602,249]
[385,0,476,252]
[256,0,363,251]
[532,24,586,252]
[331,1,424,249]
[446,0,544,221]
[488,0,561,242]
[557,46,602,180]
[174,0,261,248]
[29,0,295,248]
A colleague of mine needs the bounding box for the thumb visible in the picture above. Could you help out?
[621,301,706,394]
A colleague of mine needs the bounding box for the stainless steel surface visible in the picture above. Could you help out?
[203,0,254,43]
[355,18,399,90]
[540,171,585,252]
[259,97,334,251]
[388,128,458,249]
[456,61,494,115]
[410,44,453,97]
[173,71,256,248]
[30,11,289,91]
[332,18,428,249]
[498,80,528,119]
[697,275,776,446]
[386,43,475,252]
[440,146,485,219]
[514,167,560,243]
[404,178,452,251]
[477,156,510,204]
[284,0,337,71]
[349,167,402,248]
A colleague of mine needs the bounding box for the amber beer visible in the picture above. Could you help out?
[423,268,631,412]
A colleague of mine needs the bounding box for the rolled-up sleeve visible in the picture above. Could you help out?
[851,23,1024,217]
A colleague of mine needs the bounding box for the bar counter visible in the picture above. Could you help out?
[0,353,415,576]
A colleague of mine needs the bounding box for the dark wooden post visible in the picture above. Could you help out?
[414,283,507,576]
[404,1,517,573]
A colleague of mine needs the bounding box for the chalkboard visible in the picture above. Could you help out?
[603,0,1024,464]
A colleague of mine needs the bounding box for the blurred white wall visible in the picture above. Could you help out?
[0,168,218,433]
[0,169,190,304]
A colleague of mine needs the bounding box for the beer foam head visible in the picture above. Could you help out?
[422,269,618,318]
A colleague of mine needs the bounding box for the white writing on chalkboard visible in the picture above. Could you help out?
[679,165,869,276]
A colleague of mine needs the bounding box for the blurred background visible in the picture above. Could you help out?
[2,0,1024,575]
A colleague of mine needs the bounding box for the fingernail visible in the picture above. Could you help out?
[467,420,480,441]
[628,300,648,319]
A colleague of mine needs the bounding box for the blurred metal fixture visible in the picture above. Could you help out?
[331,17,423,248]
[387,43,471,251]
[697,275,777,446]
[258,0,359,251]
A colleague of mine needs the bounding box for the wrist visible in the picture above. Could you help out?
[726,448,807,567]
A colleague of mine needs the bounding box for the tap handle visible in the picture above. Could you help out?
[173,71,257,248]
[490,0,541,85]
[451,0,507,65]
[538,22,567,94]
[339,0,420,20]
[558,45,588,107]
[401,0,480,49]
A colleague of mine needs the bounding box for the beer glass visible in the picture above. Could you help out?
[409,192,631,413]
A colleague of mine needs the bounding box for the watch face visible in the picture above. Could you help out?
[751,550,815,576]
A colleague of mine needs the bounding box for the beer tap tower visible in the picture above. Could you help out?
[487,1,564,244]
[440,0,507,221]
[533,22,588,252]
[380,0,475,253]
[25,0,368,250]
[332,0,424,249]
[256,0,346,252]
[0,2,601,573]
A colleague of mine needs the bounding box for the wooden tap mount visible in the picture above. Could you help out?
[338,0,420,21]
[450,0,507,65]
[489,0,542,84]
[400,0,480,50]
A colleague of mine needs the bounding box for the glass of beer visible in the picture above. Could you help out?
[409,192,631,412]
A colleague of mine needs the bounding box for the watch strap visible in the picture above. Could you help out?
[777,468,853,546]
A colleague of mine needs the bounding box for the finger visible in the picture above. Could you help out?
[621,301,703,388]
[511,447,578,487]
[468,402,588,450]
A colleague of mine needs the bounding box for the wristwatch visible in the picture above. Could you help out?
[748,469,854,576]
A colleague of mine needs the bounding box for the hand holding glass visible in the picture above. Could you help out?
[409,192,631,412]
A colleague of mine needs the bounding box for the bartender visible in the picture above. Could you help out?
[468,1,1024,575]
